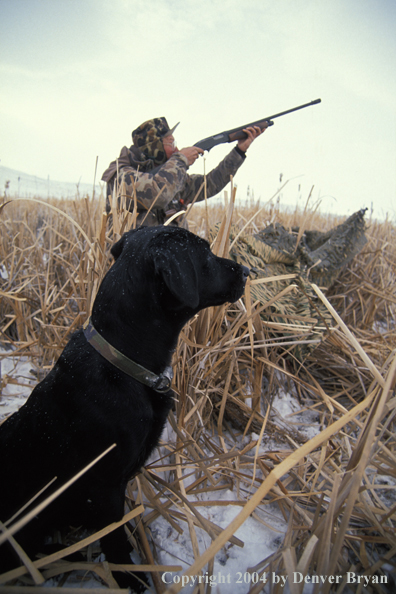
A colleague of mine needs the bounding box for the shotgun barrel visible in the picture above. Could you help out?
[194,98,321,152]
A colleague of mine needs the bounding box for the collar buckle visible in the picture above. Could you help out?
[152,366,173,393]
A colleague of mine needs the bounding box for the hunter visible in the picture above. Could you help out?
[101,117,265,226]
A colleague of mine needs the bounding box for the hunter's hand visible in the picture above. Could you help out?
[179,146,204,166]
[237,125,267,153]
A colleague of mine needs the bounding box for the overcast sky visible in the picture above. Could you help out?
[1,0,395,219]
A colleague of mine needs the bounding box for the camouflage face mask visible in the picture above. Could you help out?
[132,117,179,166]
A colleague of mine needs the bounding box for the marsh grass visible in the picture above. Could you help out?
[0,191,395,592]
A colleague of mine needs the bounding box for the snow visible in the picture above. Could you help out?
[145,426,289,594]
[271,389,321,441]
[0,347,38,417]
[151,484,287,592]
[0,165,103,201]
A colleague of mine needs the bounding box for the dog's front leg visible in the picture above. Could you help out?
[100,526,149,592]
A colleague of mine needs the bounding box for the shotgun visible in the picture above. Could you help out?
[194,98,321,152]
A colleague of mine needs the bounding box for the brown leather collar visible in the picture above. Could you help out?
[83,318,173,393]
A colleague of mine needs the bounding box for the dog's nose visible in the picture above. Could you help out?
[242,265,250,279]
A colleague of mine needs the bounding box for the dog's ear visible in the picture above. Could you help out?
[153,252,200,309]
[111,228,145,261]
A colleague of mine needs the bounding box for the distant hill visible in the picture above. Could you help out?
[0,166,104,200]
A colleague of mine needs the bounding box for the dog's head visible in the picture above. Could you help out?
[109,226,249,314]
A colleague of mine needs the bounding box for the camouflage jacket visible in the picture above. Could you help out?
[101,145,245,226]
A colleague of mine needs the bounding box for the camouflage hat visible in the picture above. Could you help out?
[132,118,179,166]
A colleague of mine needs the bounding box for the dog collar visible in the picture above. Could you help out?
[83,318,173,394]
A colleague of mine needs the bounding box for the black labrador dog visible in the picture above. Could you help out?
[0,225,249,591]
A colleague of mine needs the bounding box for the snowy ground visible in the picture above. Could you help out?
[0,346,39,418]
[143,421,291,594]
[0,346,329,593]
[0,165,103,201]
